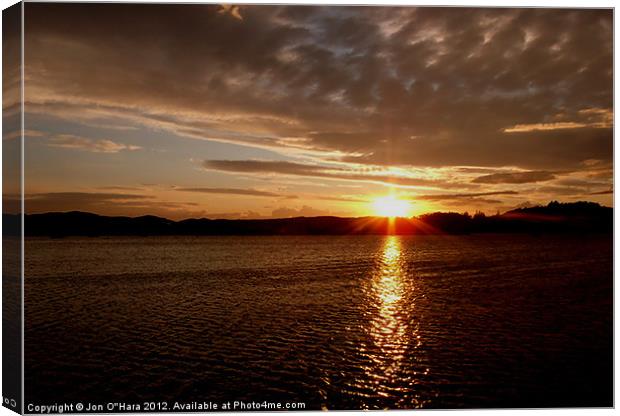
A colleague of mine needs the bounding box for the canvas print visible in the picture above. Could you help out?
[2,2,613,413]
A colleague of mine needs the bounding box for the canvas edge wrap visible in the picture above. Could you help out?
[2,1,24,414]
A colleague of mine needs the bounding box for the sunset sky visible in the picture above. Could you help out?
[5,4,613,219]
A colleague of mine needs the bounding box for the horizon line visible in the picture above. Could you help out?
[11,200,612,222]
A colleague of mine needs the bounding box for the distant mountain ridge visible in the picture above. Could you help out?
[4,201,612,237]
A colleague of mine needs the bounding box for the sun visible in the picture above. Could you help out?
[372,195,413,218]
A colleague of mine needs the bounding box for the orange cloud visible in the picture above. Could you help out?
[48,134,141,153]
[503,108,612,133]
[503,122,587,133]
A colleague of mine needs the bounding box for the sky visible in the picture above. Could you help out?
[4,3,613,219]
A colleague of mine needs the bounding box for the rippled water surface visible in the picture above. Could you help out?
[25,234,612,409]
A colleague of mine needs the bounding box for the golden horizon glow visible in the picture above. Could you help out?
[372,195,413,218]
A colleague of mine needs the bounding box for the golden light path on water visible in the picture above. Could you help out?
[353,235,429,409]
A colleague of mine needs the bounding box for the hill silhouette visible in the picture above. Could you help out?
[4,201,612,237]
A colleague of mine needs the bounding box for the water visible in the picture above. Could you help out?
[25,234,612,409]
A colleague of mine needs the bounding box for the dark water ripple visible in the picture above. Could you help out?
[25,234,612,409]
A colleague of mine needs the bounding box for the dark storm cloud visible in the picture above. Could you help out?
[472,171,556,184]
[24,4,612,171]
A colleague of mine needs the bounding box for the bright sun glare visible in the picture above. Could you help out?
[372,195,412,218]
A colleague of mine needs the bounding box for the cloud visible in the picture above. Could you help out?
[441,197,503,206]
[534,186,587,196]
[202,159,463,189]
[97,186,144,191]
[218,4,243,20]
[13,5,612,217]
[23,192,152,213]
[3,129,47,141]
[472,171,556,184]
[554,178,610,188]
[204,159,327,176]
[503,122,588,133]
[204,211,268,220]
[174,187,291,198]
[272,205,329,218]
[415,191,518,201]
[48,134,141,153]
[589,189,613,195]
[315,195,368,203]
[201,205,333,219]
[21,191,205,219]
[503,107,612,133]
[22,5,612,171]
[28,192,152,201]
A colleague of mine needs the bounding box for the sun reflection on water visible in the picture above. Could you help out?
[353,235,429,409]
[371,237,407,367]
